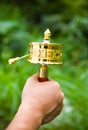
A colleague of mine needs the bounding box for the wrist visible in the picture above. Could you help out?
[17,103,43,129]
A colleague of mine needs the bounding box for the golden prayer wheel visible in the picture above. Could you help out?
[8,29,63,82]
[29,42,62,64]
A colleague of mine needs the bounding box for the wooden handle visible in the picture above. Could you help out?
[38,77,48,82]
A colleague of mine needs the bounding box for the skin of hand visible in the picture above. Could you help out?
[6,74,64,130]
[22,74,64,123]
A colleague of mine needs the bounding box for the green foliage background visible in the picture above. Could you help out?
[0,0,88,130]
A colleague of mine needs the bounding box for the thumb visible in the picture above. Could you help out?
[27,73,39,83]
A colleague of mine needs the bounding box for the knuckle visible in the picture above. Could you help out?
[56,91,64,103]
[54,81,59,87]
[53,81,60,90]
[61,92,64,99]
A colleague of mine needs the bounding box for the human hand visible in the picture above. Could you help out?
[21,73,64,124]
[6,74,64,130]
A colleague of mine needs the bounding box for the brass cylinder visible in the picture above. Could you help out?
[38,65,48,82]
[39,65,47,78]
